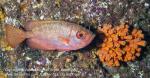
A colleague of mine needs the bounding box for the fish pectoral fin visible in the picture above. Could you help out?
[58,36,70,45]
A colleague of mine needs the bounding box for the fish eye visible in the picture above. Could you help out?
[76,31,85,39]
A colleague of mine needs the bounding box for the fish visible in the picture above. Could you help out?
[5,20,95,51]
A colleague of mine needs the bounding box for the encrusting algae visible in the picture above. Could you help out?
[97,23,146,67]
[0,38,14,51]
[0,26,14,51]
[0,8,6,22]
[0,71,7,78]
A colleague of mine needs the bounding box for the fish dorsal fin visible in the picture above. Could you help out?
[24,20,46,30]
[24,20,67,31]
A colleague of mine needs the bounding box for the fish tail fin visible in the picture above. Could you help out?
[5,25,26,48]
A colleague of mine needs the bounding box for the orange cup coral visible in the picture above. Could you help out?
[97,23,146,67]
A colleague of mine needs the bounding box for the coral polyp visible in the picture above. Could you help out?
[97,23,146,67]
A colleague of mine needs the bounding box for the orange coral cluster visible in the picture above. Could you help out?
[97,23,146,67]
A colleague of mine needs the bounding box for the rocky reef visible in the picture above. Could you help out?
[0,0,150,78]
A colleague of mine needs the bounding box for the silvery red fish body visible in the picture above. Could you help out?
[5,20,95,51]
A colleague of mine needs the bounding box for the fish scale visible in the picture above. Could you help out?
[5,20,95,51]
[31,21,73,38]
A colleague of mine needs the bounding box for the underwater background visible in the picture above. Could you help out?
[0,0,150,78]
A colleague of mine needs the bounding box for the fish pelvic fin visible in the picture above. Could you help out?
[5,25,26,48]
